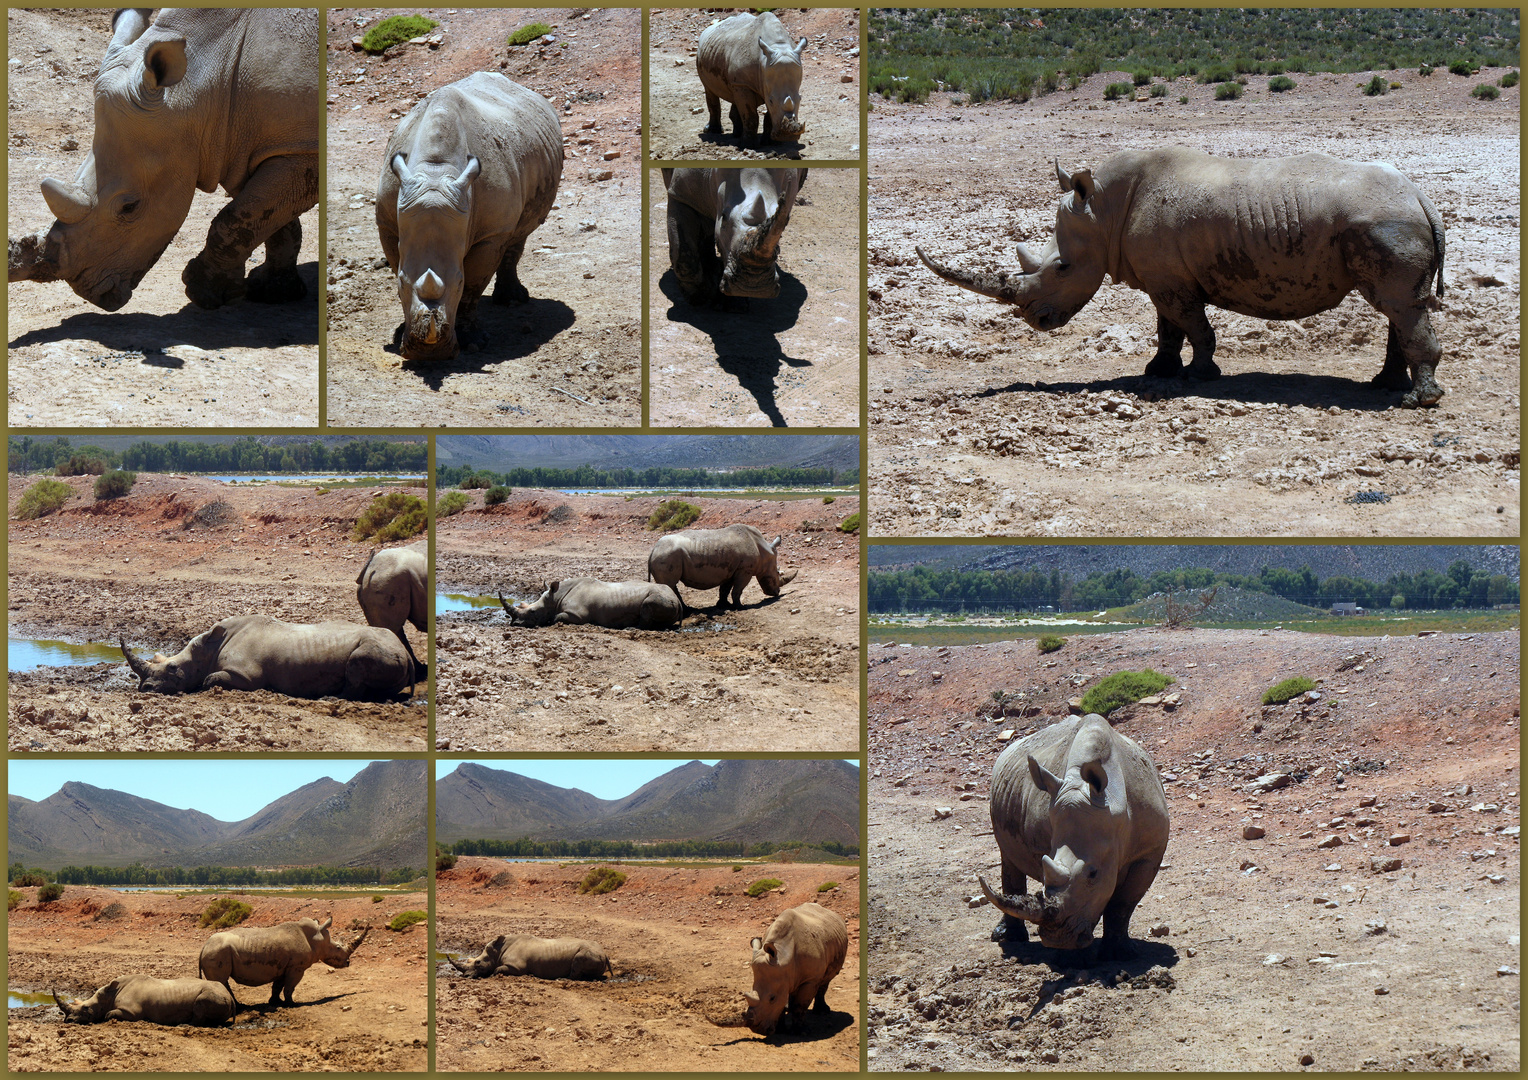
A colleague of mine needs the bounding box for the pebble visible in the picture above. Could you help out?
[1243,824,1266,840]
[933,806,952,820]
[1388,833,1411,845]
[1149,923,1169,937]
[1370,855,1403,873]
[1374,986,1389,995]
[1317,834,1343,849]
[1300,1053,1315,1066]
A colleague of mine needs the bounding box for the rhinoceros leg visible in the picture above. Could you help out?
[1143,311,1186,378]
[1150,296,1220,381]
[1389,308,1445,409]
[1096,856,1162,960]
[491,239,531,306]
[203,669,257,692]
[1371,324,1414,391]
[245,218,306,304]
[991,863,1032,944]
[704,90,724,134]
[666,198,721,307]
[727,570,752,608]
[761,109,774,145]
[183,154,317,309]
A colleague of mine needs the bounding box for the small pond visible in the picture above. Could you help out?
[438,593,502,613]
[9,638,123,671]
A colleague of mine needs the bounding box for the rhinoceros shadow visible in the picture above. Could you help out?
[659,269,812,427]
[234,990,356,1015]
[716,1007,857,1046]
[979,371,1402,414]
[392,297,577,391]
[694,127,804,160]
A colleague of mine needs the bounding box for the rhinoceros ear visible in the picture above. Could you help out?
[1064,168,1096,209]
[1081,759,1108,795]
[141,36,187,91]
[794,37,807,58]
[391,154,412,183]
[750,936,763,952]
[1028,755,1062,796]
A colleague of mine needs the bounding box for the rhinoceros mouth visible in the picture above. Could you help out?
[399,330,458,362]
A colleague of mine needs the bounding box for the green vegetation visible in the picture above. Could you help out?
[1037,633,1065,654]
[437,463,854,490]
[2,435,427,477]
[1472,82,1501,99]
[1103,81,1131,100]
[199,898,253,929]
[360,14,438,53]
[1131,70,1151,86]
[578,866,628,895]
[354,492,426,541]
[1419,63,1433,76]
[388,910,427,931]
[1148,82,1167,97]
[8,889,20,911]
[93,469,137,500]
[1263,676,1318,705]
[14,478,72,520]
[1269,75,1296,92]
[460,473,494,489]
[647,499,702,531]
[372,895,385,904]
[55,454,106,476]
[1216,81,1243,100]
[508,21,553,46]
[1080,669,1174,716]
[1500,69,1519,87]
[446,837,858,860]
[1449,59,1478,76]
[1198,65,1235,84]
[37,882,65,903]
[1178,95,1189,103]
[838,512,861,534]
[1364,74,1389,95]
[747,878,784,898]
[822,495,836,505]
[436,844,458,872]
[29,862,417,887]
[817,881,839,893]
[439,490,470,517]
[484,485,511,506]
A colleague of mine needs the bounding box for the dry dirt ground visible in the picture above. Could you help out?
[6,473,427,752]
[434,489,860,752]
[6,886,429,1072]
[868,68,1520,536]
[647,8,861,162]
[648,166,862,427]
[6,8,319,428]
[324,8,640,427]
[435,856,861,1071]
[867,627,1521,1071]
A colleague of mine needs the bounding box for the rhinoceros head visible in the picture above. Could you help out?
[754,536,799,597]
[716,170,802,299]
[120,628,220,694]
[757,33,806,140]
[38,11,198,311]
[53,980,120,1024]
[390,154,479,361]
[1023,752,1120,949]
[447,934,507,977]
[501,586,557,627]
[917,160,1110,333]
[743,934,796,1035]
[308,916,370,969]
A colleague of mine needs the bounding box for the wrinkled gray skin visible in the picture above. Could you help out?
[919,147,1449,408]
[646,523,799,610]
[10,8,318,311]
[696,11,806,146]
[446,934,612,980]
[377,71,563,361]
[356,540,428,682]
[198,917,369,1006]
[53,976,237,1026]
[500,578,683,630]
[120,615,414,700]
[979,714,1170,959]
[743,902,847,1037]
[662,168,807,309]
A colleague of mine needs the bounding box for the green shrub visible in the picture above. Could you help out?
[578,866,627,895]
[436,845,458,872]
[817,881,839,893]
[508,21,553,46]
[822,495,836,505]
[199,898,251,929]
[12,871,49,888]
[1037,634,1065,654]
[353,492,426,541]
[1103,81,1131,100]
[746,878,783,898]
[1265,61,1285,76]
[484,485,511,506]
[15,478,72,520]
[1263,676,1318,705]
[1390,81,1403,90]
[460,473,494,490]
[837,512,861,534]
[359,15,438,53]
[1197,65,1234,84]
[1449,60,1476,76]
[1268,76,1296,93]
[37,882,65,903]
[372,895,385,904]
[732,865,744,873]
[1178,95,1188,104]
[7,889,20,911]
[1472,83,1501,99]
[388,910,427,931]
[1363,74,1388,96]
[647,499,701,532]
[1131,70,1151,87]
[1216,82,1243,100]
[93,469,137,500]
[439,490,469,517]
[94,901,127,922]
[1148,83,1167,97]
[1419,64,1433,76]
[1390,593,1406,609]
[1500,70,1519,87]
[1079,669,1174,715]
[55,455,106,476]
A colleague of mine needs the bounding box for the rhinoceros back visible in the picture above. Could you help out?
[697,13,797,103]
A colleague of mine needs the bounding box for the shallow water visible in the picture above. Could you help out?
[438,593,502,613]
[9,990,56,1009]
[8,638,123,671]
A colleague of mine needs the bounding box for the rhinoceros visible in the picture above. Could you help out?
[696,11,806,146]
[198,917,369,1006]
[356,541,428,682]
[743,902,848,1036]
[918,147,1449,408]
[647,523,798,610]
[499,579,682,630]
[377,71,564,361]
[52,976,236,1026]
[978,713,1170,959]
[119,615,414,700]
[445,934,612,980]
[662,168,807,309]
[8,8,318,311]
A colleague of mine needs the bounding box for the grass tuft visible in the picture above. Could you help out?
[360,15,438,54]
[1080,669,1174,715]
[578,866,628,895]
[199,898,252,929]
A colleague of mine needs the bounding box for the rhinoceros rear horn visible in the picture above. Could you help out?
[41,177,95,225]
[1014,240,1044,275]
[415,269,445,303]
[120,637,150,681]
[916,246,1026,304]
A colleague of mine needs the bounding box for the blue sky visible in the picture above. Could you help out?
[436,759,861,801]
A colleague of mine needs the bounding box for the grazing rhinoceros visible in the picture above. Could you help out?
[377,71,564,361]
[8,8,318,311]
[120,615,414,700]
[662,168,807,309]
[499,579,682,630]
[743,902,848,1036]
[696,11,806,146]
[978,713,1170,959]
[356,541,428,682]
[647,523,798,610]
[198,917,369,1006]
[918,147,1449,408]
[52,976,236,1026]
[446,934,612,980]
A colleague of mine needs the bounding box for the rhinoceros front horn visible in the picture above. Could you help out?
[915,246,1026,304]
[498,590,514,617]
[52,988,75,1017]
[345,925,371,957]
[40,176,96,225]
[778,567,799,587]
[120,637,150,682]
[976,874,1046,923]
[750,205,789,262]
[447,954,471,974]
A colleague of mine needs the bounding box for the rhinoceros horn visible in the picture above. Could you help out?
[41,177,96,225]
[1041,854,1072,890]
[778,568,799,586]
[415,269,445,303]
[9,231,61,284]
[1013,240,1045,274]
[345,925,371,957]
[976,874,1048,924]
[52,988,77,1017]
[497,590,513,617]
[446,953,471,974]
[915,246,1026,304]
[120,637,151,682]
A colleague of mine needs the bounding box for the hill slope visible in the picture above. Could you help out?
[435,434,859,473]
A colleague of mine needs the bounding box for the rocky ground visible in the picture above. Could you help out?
[6,473,427,752]
[647,7,861,162]
[868,67,1520,536]
[867,626,1520,1071]
[324,7,640,427]
[435,856,860,1071]
[434,489,860,752]
[6,7,319,428]
[7,885,428,1072]
[648,166,862,428]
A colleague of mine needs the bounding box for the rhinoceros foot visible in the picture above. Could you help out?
[1183,357,1222,381]
[8,231,60,283]
[1142,351,1184,378]
[182,254,247,310]
[1399,370,1444,409]
[1093,934,1139,961]
[991,915,1030,944]
[245,261,306,304]
[491,276,530,306]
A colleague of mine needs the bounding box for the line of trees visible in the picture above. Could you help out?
[437,463,856,490]
[9,861,418,887]
[445,837,859,859]
[6,436,426,476]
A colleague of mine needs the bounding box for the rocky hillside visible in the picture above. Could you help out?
[436,434,860,472]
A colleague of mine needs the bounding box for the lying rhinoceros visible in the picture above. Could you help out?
[53,976,236,1026]
[446,934,612,980]
[198,917,369,1006]
[744,902,848,1036]
[377,71,564,361]
[9,8,318,311]
[499,579,682,630]
[696,11,806,146]
[356,541,428,682]
[120,616,414,699]
[647,523,798,610]
[978,713,1170,959]
[918,147,1449,408]
[662,168,807,308]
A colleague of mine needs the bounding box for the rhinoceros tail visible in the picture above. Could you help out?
[1420,192,1446,300]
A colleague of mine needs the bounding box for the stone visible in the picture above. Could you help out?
[1262,953,1287,966]
[1364,919,1388,935]
[1358,795,1377,807]
[1370,855,1403,873]
[998,729,1015,741]
[1427,801,1448,813]
[933,806,952,820]
[967,895,989,909]
[1149,923,1169,937]
[1243,824,1266,840]
[1300,1054,1315,1066]
[1374,986,1389,995]
[1247,773,1292,793]
[1317,834,1343,849]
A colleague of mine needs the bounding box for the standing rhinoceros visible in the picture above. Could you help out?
[120,615,414,700]
[647,523,798,610]
[743,902,848,1036]
[8,8,318,311]
[662,168,807,308]
[918,147,1449,408]
[52,976,236,1026]
[499,579,682,630]
[445,934,612,980]
[696,11,806,146]
[376,71,564,361]
[978,713,1170,959]
[356,541,428,683]
[198,917,369,1006]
